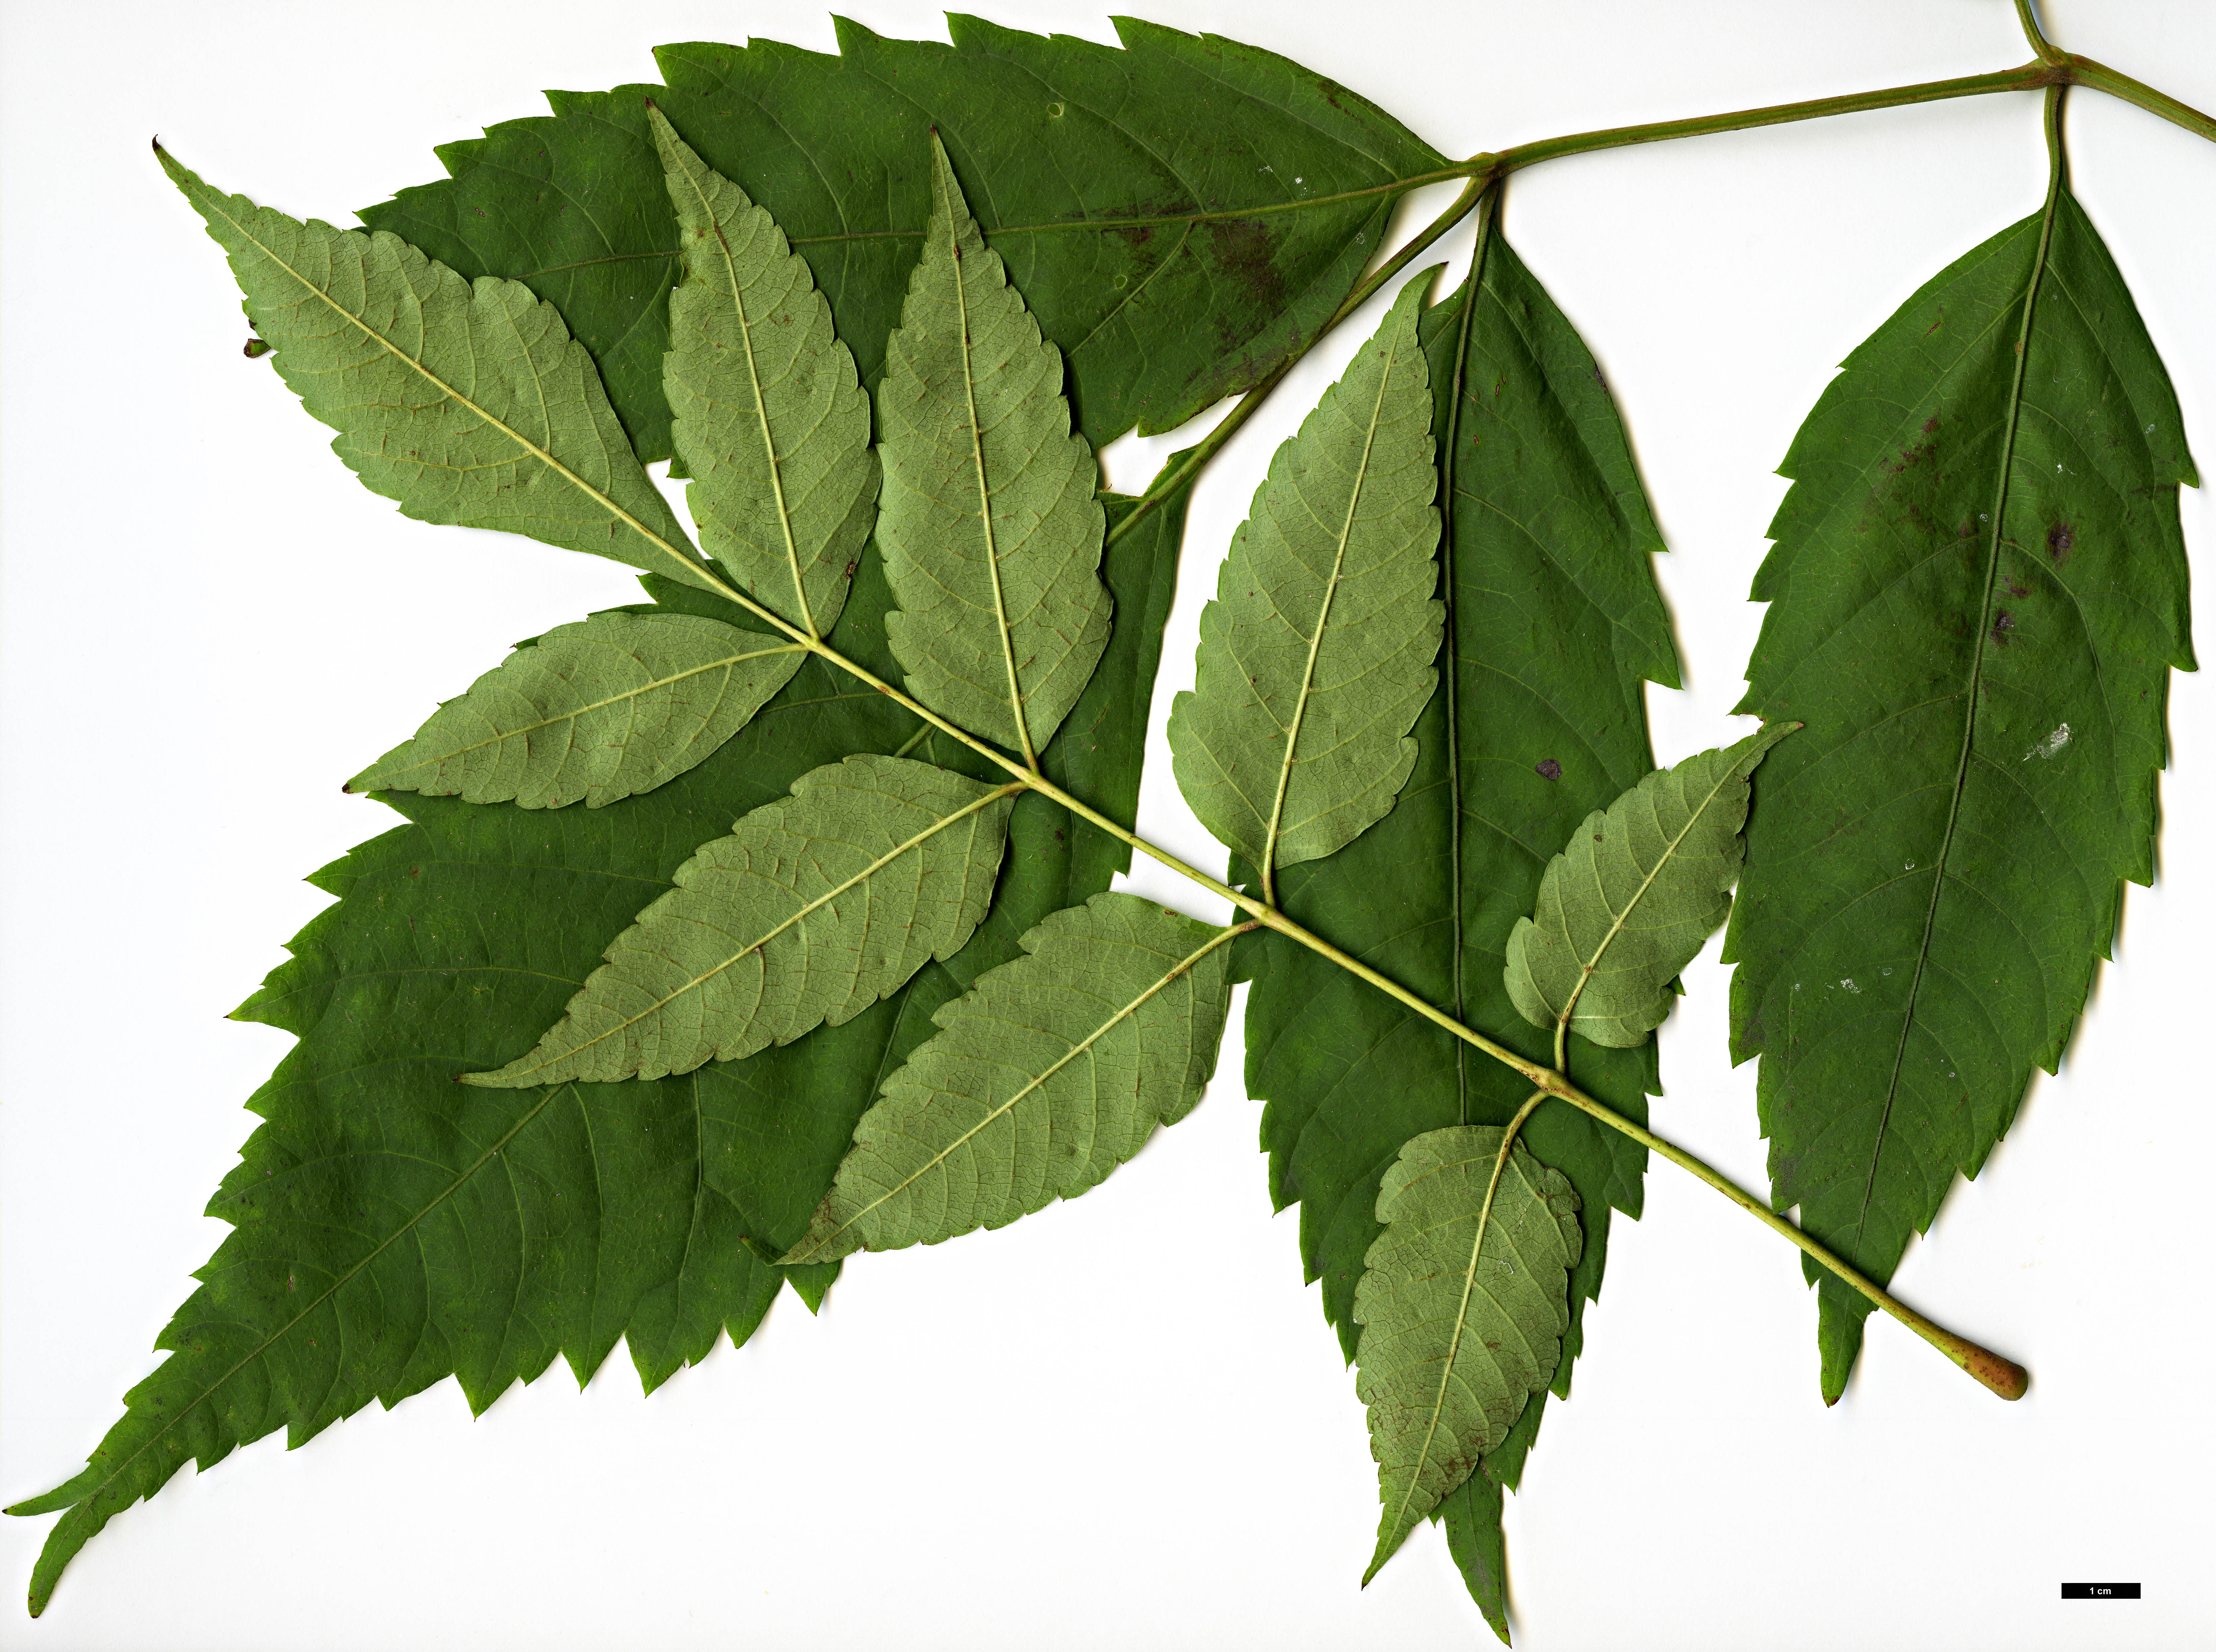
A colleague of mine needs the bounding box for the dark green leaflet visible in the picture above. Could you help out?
[358,17,1447,461]
[9,483,1189,1614]
[1235,232,1679,1630]
[1726,170,2196,1399]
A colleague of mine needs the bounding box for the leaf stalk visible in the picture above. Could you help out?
[1105,43,2214,544]
[1530,1080,2030,1403]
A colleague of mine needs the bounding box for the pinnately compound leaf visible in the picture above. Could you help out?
[157,147,724,598]
[464,754,1018,1087]
[1354,1125,1582,1583]
[349,610,805,808]
[1170,276,1442,880]
[1236,236,1680,1634]
[876,132,1112,762]
[785,894,1236,1264]
[1726,159,2197,1399]
[1506,724,1794,1049]
[652,107,877,636]
[8,467,1195,1616]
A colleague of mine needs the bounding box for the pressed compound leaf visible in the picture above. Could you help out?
[1726,174,2197,1399]
[1507,724,1793,1049]
[361,18,1449,459]
[1236,239,1679,1623]
[158,148,723,597]
[10,415,1193,1619]
[1355,1125,1582,1582]
[786,893,1236,1263]
[465,754,1017,1087]
[652,107,876,634]
[349,610,803,808]
[877,133,1110,760]
[1170,277,1442,876]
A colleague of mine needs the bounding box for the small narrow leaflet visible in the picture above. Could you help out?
[1507,723,1795,1050]
[652,107,877,636]
[875,133,1112,762]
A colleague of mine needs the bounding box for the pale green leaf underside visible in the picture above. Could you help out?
[464,754,1016,1087]
[877,133,1111,757]
[653,108,876,636]
[349,610,802,808]
[157,148,721,597]
[785,893,1236,1264]
[1506,724,1793,1048]
[1354,1125,1581,1581]
[1169,277,1442,874]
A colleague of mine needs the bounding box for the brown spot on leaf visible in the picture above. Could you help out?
[1990,610,2016,646]
[1199,216,1287,337]
[2046,522,2075,561]
[1921,416,1939,434]
[2004,577,2028,598]
[1535,759,1562,781]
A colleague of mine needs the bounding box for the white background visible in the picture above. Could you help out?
[4,2,2212,1647]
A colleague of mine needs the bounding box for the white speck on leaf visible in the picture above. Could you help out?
[1840,978,1860,993]
[2022,722,2072,761]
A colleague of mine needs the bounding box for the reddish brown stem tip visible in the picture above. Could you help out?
[1962,1343,2030,1401]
